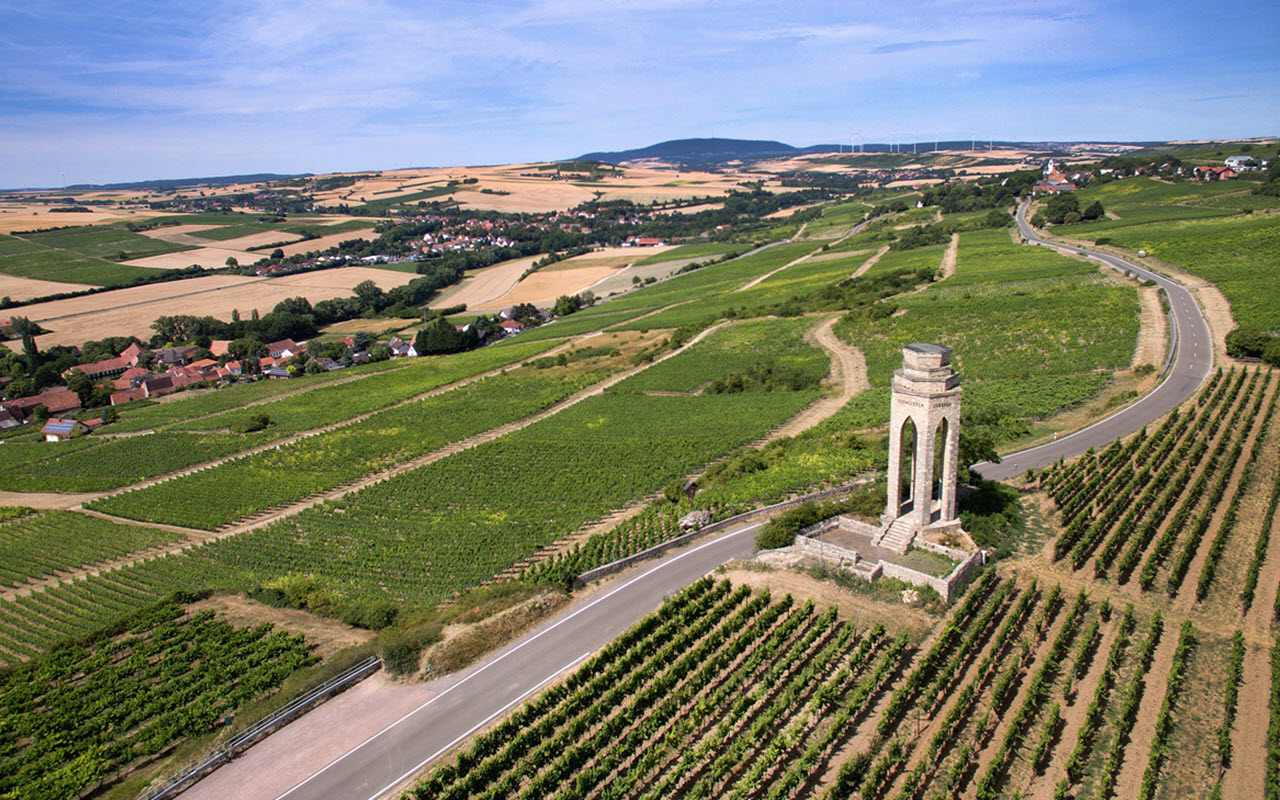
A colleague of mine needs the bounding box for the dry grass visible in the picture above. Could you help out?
[0,273,95,301]
[21,267,418,348]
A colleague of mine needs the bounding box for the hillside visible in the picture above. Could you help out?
[579,137,837,165]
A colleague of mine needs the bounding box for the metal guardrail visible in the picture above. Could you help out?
[573,481,867,587]
[138,655,382,800]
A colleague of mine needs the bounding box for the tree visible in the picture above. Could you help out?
[273,296,313,316]
[552,294,581,317]
[414,317,477,355]
[1082,201,1105,221]
[225,256,239,268]
[270,248,285,261]
[64,370,96,407]
[1044,192,1080,224]
[353,280,386,313]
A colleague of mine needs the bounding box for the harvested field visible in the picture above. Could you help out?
[0,273,94,301]
[489,266,619,309]
[430,255,540,311]
[122,246,258,270]
[20,267,417,348]
[212,230,305,250]
[277,228,377,257]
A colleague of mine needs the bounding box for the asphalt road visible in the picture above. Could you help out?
[183,206,1213,799]
[970,201,1214,481]
[262,523,761,800]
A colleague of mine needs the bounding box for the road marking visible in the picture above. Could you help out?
[364,650,592,800]
[275,522,763,800]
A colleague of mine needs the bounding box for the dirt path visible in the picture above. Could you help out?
[1224,641,1270,798]
[1110,621,1178,800]
[0,490,101,510]
[1132,284,1168,369]
[1,511,220,602]
[938,233,960,280]
[850,244,891,279]
[767,317,868,441]
[738,213,882,292]
[1027,617,1124,799]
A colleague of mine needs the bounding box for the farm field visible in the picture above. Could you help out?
[90,369,606,530]
[17,266,419,348]
[835,229,1138,429]
[0,271,94,301]
[1069,213,1280,332]
[0,601,316,796]
[0,233,164,287]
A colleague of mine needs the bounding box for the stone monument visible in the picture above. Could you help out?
[879,343,962,553]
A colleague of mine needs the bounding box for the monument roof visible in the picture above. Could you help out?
[906,343,949,354]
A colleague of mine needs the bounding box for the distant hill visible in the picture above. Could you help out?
[0,173,311,193]
[578,138,840,166]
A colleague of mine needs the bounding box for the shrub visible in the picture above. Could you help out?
[230,411,272,433]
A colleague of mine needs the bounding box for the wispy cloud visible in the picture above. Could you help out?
[872,38,981,54]
[1,0,1277,186]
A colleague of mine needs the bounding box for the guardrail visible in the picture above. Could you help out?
[138,655,382,800]
[573,481,867,588]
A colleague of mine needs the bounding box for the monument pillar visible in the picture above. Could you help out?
[883,343,962,531]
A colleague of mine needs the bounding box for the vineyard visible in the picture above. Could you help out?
[0,601,315,799]
[835,229,1138,430]
[1040,365,1278,605]
[407,568,1249,800]
[0,511,182,598]
[88,369,605,530]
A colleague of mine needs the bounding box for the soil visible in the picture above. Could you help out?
[1132,284,1168,369]
[25,268,417,348]
[0,273,95,301]
[714,565,935,636]
[188,593,374,660]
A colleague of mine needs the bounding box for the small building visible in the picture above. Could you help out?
[42,418,86,442]
[155,346,199,367]
[120,342,147,367]
[266,339,304,360]
[63,357,129,382]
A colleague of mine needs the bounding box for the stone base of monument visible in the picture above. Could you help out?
[793,514,984,603]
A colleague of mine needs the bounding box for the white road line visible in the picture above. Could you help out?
[365,650,592,800]
[275,521,762,800]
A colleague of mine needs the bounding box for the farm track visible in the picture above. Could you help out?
[736,213,881,292]
[13,326,726,605]
[1110,626,1180,799]
[850,244,890,279]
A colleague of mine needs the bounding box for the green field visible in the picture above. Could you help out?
[19,225,196,261]
[1075,214,1280,331]
[632,242,746,266]
[0,240,163,286]
[836,229,1136,427]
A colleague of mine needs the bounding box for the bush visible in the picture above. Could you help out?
[381,625,442,675]
[340,597,400,631]
[230,411,272,433]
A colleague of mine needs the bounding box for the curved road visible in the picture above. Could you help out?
[971,200,1214,480]
[183,524,763,800]
[183,204,1214,799]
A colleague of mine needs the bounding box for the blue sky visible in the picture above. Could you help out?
[2,0,1277,188]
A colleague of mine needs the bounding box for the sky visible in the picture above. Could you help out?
[2,0,1278,188]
